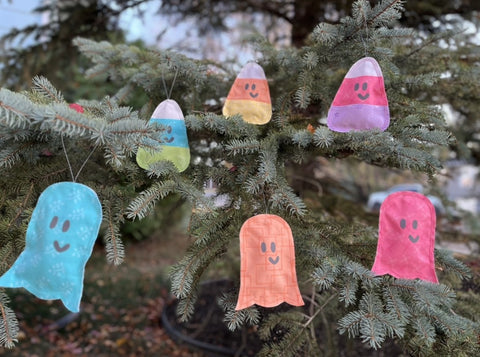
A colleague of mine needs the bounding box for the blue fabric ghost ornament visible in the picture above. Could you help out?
[0,182,102,312]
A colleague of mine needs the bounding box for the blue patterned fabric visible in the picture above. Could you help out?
[0,182,102,312]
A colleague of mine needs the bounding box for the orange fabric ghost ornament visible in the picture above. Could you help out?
[223,62,272,125]
[371,191,438,283]
[236,214,304,310]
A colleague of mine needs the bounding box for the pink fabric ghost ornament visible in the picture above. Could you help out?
[327,57,389,132]
[236,214,304,310]
[371,191,438,283]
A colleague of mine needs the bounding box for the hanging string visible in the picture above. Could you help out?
[161,66,180,99]
[74,143,99,182]
[361,13,369,57]
[61,135,75,182]
[168,67,179,99]
[61,134,99,183]
[263,190,269,215]
[161,68,170,99]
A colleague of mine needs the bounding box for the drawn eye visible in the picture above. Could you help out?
[261,242,267,253]
[251,84,256,91]
[62,220,70,233]
[245,83,249,90]
[354,83,360,91]
[362,82,368,91]
[50,216,58,229]
[271,242,276,253]
[412,220,418,229]
[400,219,406,229]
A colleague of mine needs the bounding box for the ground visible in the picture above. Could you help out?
[0,232,206,356]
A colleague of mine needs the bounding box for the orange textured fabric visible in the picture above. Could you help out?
[236,214,304,310]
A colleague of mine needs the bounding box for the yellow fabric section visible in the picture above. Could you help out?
[223,99,272,125]
[136,146,190,172]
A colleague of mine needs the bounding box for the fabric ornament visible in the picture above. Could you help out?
[0,182,102,312]
[371,191,438,283]
[223,62,272,125]
[327,57,389,132]
[236,214,304,310]
[136,99,190,172]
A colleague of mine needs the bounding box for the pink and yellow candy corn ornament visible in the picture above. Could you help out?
[327,57,389,132]
[223,62,272,125]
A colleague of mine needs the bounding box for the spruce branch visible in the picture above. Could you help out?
[126,180,176,220]
[31,76,64,103]
[219,293,260,331]
[0,292,18,349]
[103,201,125,266]
[435,249,472,280]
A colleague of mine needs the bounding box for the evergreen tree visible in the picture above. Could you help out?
[0,0,479,355]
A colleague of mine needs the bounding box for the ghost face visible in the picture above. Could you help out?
[0,182,102,312]
[49,215,71,252]
[399,218,420,243]
[371,191,438,283]
[236,214,304,310]
[31,183,101,257]
[261,241,279,264]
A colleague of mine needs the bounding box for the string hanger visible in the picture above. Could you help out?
[360,13,369,57]
[61,135,98,183]
[161,66,179,99]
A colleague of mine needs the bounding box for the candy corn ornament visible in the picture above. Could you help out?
[136,99,190,172]
[223,62,272,125]
[327,57,390,132]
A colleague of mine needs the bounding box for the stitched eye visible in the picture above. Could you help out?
[362,82,368,91]
[62,220,70,233]
[412,220,418,229]
[400,219,406,229]
[271,242,276,253]
[244,83,249,90]
[354,83,360,91]
[50,216,58,229]
[251,84,256,91]
[261,242,267,253]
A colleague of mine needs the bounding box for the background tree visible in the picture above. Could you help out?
[0,0,479,355]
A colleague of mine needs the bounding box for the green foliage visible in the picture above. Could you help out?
[0,76,168,343]
[0,292,18,349]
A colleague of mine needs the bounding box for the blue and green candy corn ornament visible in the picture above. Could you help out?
[136,99,190,172]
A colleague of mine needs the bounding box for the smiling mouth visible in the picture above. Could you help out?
[268,256,279,265]
[357,93,370,100]
[249,92,259,98]
[54,240,70,252]
[408,235,420,243]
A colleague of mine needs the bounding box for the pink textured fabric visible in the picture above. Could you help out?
[236,214,304,310]
[371,191,438,283]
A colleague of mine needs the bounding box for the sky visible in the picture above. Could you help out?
[0,1,40,39]
[0,0,257,64]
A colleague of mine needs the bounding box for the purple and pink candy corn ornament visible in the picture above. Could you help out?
[327,57,390,132]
